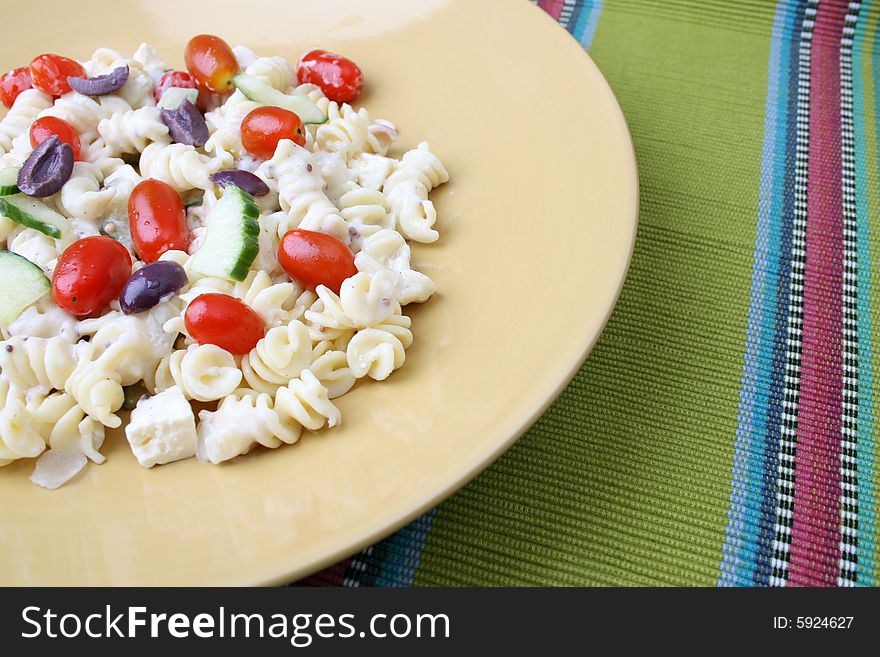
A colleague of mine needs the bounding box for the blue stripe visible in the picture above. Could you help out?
[720,0,802,586]
[372,510,437,586]
[752,0,806,586]
[852,0,878,586]
[343,510,437,587]
[568,1,604,50]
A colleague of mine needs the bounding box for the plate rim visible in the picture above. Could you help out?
[256,16,641,586]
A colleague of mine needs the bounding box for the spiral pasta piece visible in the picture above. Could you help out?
[39,92,129,136]
[57,161,117,221]
[64,344,126,429]
[139,142,219,192]
[304,271,397,330]
[6,227,64,274]
[383,142,449,243]
[26,391,105,463]
[354,228,436,305]
[152,344,242,402]
[231,270,309,328]
[260,139,349,242]
[196,370,340,463]
[339,186,393,249]
[346,325,408,381]
[310,342,357,399]
[316,102,384,162]
[349,153,397,191]
[245,56,296,91]
[241,319,312,394]
[0,377,46,465]
[97,106,170,155]
[0,89,53,155]
[83,47,125,76]
[0,336,78,391]
[132,42,168,79]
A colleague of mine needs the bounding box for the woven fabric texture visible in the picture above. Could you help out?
[299,0,880,587]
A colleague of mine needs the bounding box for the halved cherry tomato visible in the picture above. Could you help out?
[52,236,132,317]
[152,69,197,103]
[0,67,32,108]
[296,49,363,103]
[29,116,81,160]
[279,229,357,294]
[184,293,264,354]
[29,54,86,97]
[128,179,190,263]
[241,106,305,158]
[184,35,238,93]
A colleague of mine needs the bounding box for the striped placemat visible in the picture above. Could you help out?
[299,0,880,587]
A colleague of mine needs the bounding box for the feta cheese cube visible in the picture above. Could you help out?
[126,386,197,468]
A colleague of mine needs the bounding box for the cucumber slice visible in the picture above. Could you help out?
[0,195,70,239]
[188,184,259,282]
[0,250,50,324]
[232,73,327,124]
[158,87,199,110]
[0,168,20,196]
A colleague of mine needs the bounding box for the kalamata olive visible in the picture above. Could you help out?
[160,99,208,148]
[17,135,74,197]
[67,66,129,96]
[209,169,270,197]
[119,261,188,315]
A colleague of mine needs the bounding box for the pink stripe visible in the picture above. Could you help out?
[297,558,352,586]
[538,0,566,20]
[789,0,848,587]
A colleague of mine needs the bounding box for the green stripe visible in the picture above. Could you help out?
[413,1,772,586]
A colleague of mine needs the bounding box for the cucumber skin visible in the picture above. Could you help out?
[0,196,63,239]
[190,185,260,283]
[228,189,260,282]
[0,168,20,196]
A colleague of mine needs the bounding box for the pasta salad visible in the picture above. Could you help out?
[0,37,448,488]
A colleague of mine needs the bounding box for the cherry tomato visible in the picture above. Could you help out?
[241,106,305,158]
[279,229,357,294]
[52,236,132,317]
[184,35,238,93]
[29,116,81,160]
[152,69,197,103]
[128,179,190,263]
[297,49,363,103]
[0,67,32,108]
[29,54,86,97]
[184,294,264,354]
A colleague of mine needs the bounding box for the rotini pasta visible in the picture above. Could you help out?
[245,56,296,91]
[57,162,117,221]
[196,369,340,464]
[0,89,53,155]
[97,107,170,155]
[0,336,78,391]
[0,377,46,465]
[304,271,397,330]
[241,319,312,393]
[354,228,436,304]
[151,344,242,402]
[259,139,350,242]
[139,142,219,192]
[383,142,450,243]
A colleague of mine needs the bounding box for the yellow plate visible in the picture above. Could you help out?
[0,0,637,585]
